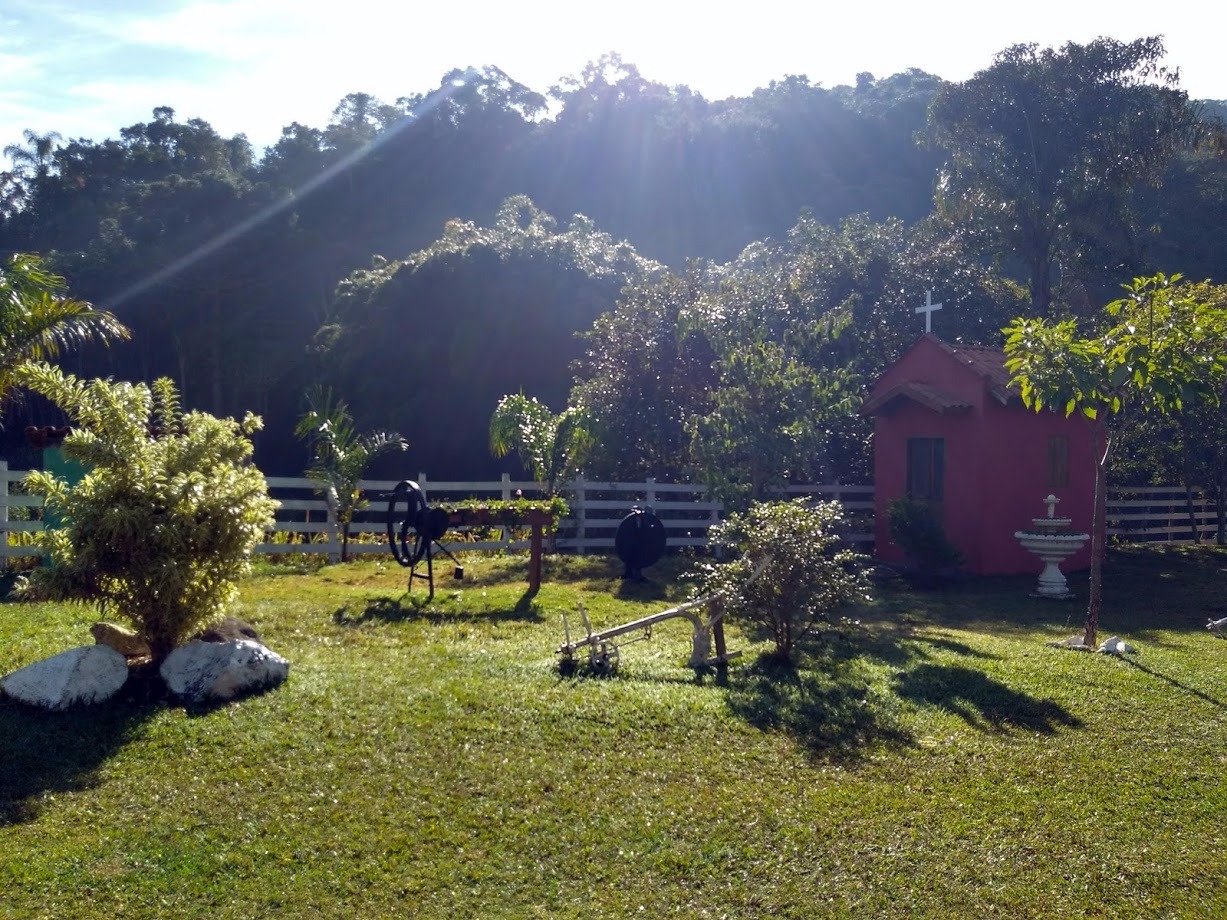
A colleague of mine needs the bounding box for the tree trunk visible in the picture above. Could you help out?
[1185,484,1203,544]
[1084,437,1110,650]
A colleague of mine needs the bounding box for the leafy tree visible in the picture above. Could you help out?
[317,196,660,479]
[488,393,592,496]
[0,253,129,412]
[13,366,277,663]
[570,270,718,480]
[689,337,857,509]
[931,37,1193,316]
[691,498,870,662]
[1003,273,1227,649]
[295,384,406,562]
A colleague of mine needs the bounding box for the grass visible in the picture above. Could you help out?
[2,545,1226,918]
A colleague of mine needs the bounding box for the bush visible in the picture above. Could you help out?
[885,498,963,576]
[691,498,870,661]
[14,366,278,661]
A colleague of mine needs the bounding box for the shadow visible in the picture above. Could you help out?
[0,696,159,825]
[1118,656,1227,711]
[894,664,1082,733]
[914,636,998,659]
[614,576,670,602]
[513,586,539,613]
[331,594,544,627]
[725,652,913,764]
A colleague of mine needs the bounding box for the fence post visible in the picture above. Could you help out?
[418,472,428,502]
[574,472,586,556]
[500,472,512,550]
[0,460,8,570]
[646,476,657,507]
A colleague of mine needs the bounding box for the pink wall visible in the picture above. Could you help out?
[868,338,1098,575]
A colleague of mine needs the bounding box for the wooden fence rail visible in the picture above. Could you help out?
[0,461,1218,561]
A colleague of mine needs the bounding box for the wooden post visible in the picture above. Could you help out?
[418,471,428,502]
[529,523,543,590]
[499,472,511,550]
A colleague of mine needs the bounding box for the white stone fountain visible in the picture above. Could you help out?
[1014,495,1090,598]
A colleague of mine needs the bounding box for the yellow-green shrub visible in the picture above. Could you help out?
[15,366,277,660]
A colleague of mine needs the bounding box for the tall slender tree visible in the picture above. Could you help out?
[931,37,1192,316]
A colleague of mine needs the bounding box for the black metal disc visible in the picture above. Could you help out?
[614,508,666,573]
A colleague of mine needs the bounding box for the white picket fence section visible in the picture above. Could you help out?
[0,460,1219,560]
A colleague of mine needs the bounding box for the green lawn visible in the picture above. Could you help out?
[2,546,1226,918]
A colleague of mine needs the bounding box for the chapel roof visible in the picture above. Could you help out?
[858,380,972,416]
[925,336,1016,404]
[858,334,1017,416]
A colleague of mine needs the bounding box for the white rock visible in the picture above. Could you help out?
[1097,635,1136,655]
[160,639,288,704]
[0,645,129,711]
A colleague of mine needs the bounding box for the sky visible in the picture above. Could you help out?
[2,0,1226,159]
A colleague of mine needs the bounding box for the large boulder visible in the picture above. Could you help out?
[160,639,288,705]
[1,645,129,710]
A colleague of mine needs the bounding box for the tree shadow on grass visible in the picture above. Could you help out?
[1118,656,1227,711]
[893,663,1082,733]
[331,592,544,627]
[0,696,158,826]
[723,620,1079,762]
[724,652,913,764]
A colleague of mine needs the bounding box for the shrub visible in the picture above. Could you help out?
[691,498,870,661]
[14,366,278,661]
[885,498,964,576]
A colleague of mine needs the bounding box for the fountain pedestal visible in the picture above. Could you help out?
[1013,495,1090,599]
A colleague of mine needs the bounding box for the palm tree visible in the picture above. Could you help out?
[488,393,592,496]
[295,385,407,561]
[3,129,62,182]
[0,253,131,412]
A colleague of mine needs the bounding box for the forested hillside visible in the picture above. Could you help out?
[2,41,1225,485]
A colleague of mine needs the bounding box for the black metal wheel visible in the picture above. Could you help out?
[387,480,429,567]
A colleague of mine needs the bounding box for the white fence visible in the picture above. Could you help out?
[0,461,1219,560]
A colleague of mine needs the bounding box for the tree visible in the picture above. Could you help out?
[3,129,62,184]
[0,253,129,411]
[689,339,857,509]
[295,384,407,562]
[570,270,718,480]
[931,37,1192,316]
[488,393,592,496]
[690,498,870,662]
[1003,273,1227,649]
[14,367,278,663]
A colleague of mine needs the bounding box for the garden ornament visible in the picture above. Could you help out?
[386,480,464,601]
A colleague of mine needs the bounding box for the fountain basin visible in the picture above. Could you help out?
[1014,530,1090,597]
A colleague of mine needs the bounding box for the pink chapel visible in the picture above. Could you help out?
[860,334,1099,575]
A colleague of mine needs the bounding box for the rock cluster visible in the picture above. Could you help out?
[1,618,288,711]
